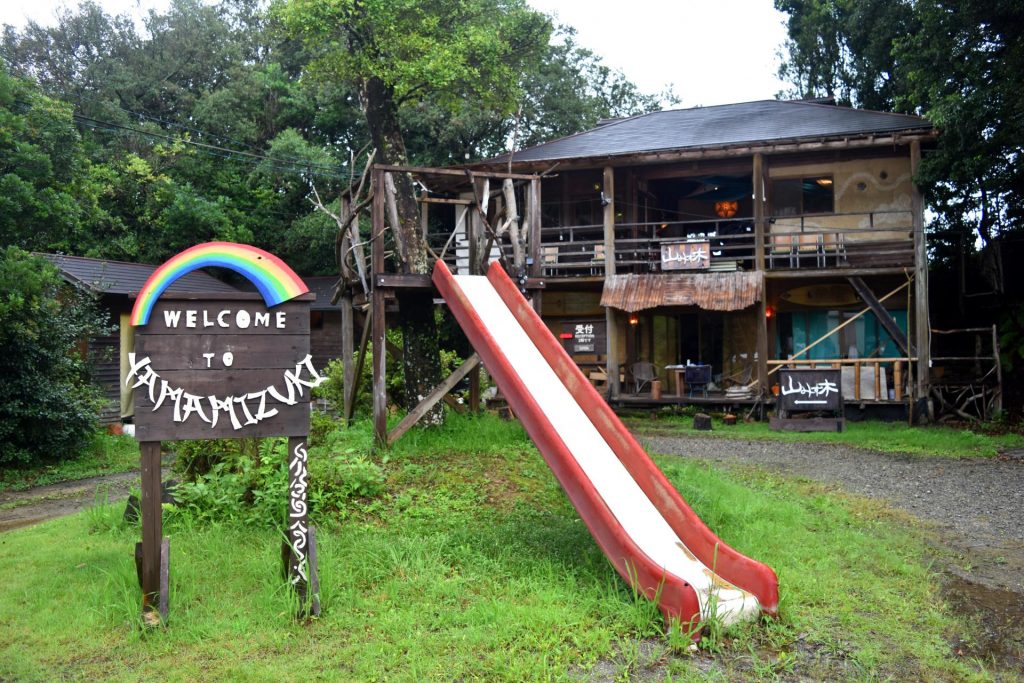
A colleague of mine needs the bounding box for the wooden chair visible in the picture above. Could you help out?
[769,232,795,268]
[590,243,605,276]
[629,362,658,394]
[797,232,822,267]
[820,231,845,266]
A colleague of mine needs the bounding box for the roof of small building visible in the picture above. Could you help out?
[41,253,240,296]
[489,99,932,165]
[303,275,340,310]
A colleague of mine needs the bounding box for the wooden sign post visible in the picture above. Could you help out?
[127,243,323,624]
[769,367,845,432]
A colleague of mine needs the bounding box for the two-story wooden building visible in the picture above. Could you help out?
[362,98,937,430]
[461,98,935,413]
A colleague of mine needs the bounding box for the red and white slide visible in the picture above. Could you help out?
[433,260,779,632]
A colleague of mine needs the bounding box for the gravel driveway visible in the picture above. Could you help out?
[640,432,1024,594]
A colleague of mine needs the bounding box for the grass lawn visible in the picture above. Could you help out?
[0,432,140,493]
[628,413,1024,458]
[0,415,994,681]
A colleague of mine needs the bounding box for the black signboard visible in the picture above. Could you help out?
[777,368,842,412]
[560,319,606,356]
[771,367,844,432]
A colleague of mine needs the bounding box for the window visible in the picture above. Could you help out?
[772,176,834,216]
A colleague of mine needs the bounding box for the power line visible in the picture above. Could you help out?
[71,112,350,180]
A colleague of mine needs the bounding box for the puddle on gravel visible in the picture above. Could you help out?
[944,574,1024,670]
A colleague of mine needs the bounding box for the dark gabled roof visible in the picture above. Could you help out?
[492,99,932,164]
[41,253,239,296]
[303,276,339,310]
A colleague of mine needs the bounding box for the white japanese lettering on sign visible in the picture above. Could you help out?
[781,375,839,405]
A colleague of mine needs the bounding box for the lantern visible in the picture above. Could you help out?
[714,200,738,218]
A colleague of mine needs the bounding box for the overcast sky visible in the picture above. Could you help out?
[0,0,792,108]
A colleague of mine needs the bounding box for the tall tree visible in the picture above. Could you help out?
[775,0,916,111]
[279,0,551,421]
[777,0,1024,404]
[0,65,109,252]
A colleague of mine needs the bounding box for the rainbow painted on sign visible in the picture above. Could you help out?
[130,242,308,326]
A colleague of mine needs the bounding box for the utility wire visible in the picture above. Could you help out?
[71,112,349,180]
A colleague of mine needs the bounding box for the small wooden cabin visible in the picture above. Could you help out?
[43,254,239,423]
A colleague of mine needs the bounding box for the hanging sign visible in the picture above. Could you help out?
[661,241,710,270]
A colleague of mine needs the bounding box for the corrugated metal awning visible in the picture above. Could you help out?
[601,272,763,312]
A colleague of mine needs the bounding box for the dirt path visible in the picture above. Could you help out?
[0,470,152,532]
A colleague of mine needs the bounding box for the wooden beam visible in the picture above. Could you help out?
[373,273,546,290]
[387,354,481,445]
[763,266,911,279]
[373,163,539,181]
[752,152,766,272]
[910,139,930,395]
[753,153,768,393]
[418,196,473,205]
[846,276,913,356]
[469,132,938,174]
[528,177,543,313]
[602,166,620,398]
[139,440,162,618]
[371,168,388,446]
[340,296,354,422]
[992,324,1003,414]
[344,307,372,424]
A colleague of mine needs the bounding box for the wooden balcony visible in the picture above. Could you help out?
[526,210,915,278]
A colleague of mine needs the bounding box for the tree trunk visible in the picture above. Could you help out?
[361,76,443,423]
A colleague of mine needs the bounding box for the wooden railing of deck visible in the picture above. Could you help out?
[515,210,915,278]
[767,357,916,402]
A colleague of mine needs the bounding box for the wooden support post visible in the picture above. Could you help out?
[528,177,542,313]
[285,435,318,617]
[992,324,1003,414]
[753,154,769,394]
[874,361,882,400]
[345,308,372,423]
[756,288,769,395]
[306,526,321,617]
[854,362,862,400]
[894,361,903,401]
[371,168,388,445]
[603,166,620,398]
[387,354,481,445]
[340,295,354,421]
[139,441,162,622]
[753,152,766,272]
[469,364,481,413]
[158,537,169,622]
[911,139,930,396]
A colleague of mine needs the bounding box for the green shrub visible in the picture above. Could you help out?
[170,419,385,527]
[0,248,110,465]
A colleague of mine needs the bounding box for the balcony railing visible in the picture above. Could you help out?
[533,210,914,277]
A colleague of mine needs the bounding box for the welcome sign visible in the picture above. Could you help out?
[130,294,319,440]
[128,242,323,621]
[129,242,322,440]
